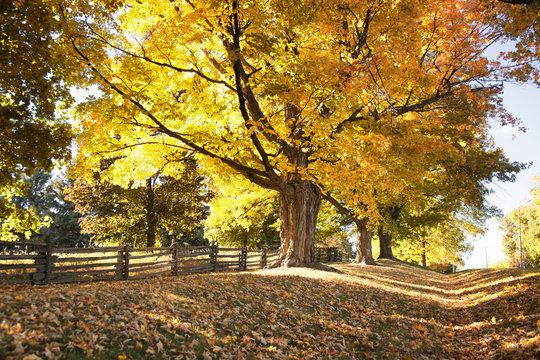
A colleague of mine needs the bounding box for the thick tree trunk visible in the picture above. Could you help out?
[378,227,395,259]
[274,180,321,267]
[145,178,156,248]
[354,218,376,265]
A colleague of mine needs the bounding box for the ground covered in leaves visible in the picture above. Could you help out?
[1,260,539,359]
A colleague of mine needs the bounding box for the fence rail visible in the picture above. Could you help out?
[0,242,346,285]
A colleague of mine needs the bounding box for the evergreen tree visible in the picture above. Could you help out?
[3,169,90,246]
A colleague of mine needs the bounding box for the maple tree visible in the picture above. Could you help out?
[0,0,75,234]
[205,177,351,250]
[376,144,523,263]
[391,204,488,268]
[478,0,540,84]
[60,0,537,267]
[66,155,211,247]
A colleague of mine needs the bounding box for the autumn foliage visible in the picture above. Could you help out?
[1,262,538,359]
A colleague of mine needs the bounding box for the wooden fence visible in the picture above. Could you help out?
[314,246,343,263]
[0,241,342,285]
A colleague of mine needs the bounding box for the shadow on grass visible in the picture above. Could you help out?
[0,260,538,359]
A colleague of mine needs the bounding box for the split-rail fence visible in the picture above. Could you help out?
[0,241,345,285]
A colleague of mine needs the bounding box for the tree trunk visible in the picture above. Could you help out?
[378,227,395,259]
[378,206,401,260]
[145,177,156,248]
[354,218,376,265]
[421,240,427,268]
[273,180,321,267]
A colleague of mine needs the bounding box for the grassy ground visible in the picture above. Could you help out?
[0,260,538,359]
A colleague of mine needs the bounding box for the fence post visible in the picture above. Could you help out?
[172,242,179,276]
[123,245,130,280]
[239,247,247,271]
[115,246,124,280]
[260,248,267,268]
[210,245,218,271]
[32,243,48,285]
[43,242,52,284]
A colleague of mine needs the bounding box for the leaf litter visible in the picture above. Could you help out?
[0,259,538,359]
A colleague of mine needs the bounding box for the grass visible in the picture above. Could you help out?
[0,259,538,359]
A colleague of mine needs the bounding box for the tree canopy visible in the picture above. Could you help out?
[66,155,212,247]
[0,0,79,236]
[502,178,540,268]
[55,0,538,265]
[0,0,74,197]
[1,169,91,246]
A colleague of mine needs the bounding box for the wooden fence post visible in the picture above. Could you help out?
[326,248,331,262]
[210,245,218,271]
[115,246,124,280]
[44,242,52,284]
[260,248,267,268]
[239,247,247,271]
[32,244,48,285]
[172,242,179,276]
[123,245,130,280]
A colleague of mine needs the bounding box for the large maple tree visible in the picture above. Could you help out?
[62,0,537,267]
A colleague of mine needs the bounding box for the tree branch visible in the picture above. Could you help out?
[71,39,280,191]
[229,1,293,193]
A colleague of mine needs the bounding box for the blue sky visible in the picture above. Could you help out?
[463,82,540,269]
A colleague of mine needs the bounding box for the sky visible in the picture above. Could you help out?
[463,82,540,269]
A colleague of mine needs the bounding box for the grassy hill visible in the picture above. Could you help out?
[1,260,538,359]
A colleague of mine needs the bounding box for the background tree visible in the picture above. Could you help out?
[321,87,523,265]
[204,180,280,249]
[67,155,212,247]
[392,205,483,269]
[501,179,540,268]
[0,169,90,246]
[0,0,77,236]
[315,201,353,257]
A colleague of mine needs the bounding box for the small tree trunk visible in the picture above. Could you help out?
[145,177,156,248]
[272,180,321,267]
[354,218,376,265]
[378,227,395,259]
[421,239,427,267]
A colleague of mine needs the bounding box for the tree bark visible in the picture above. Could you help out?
[273,180,321,267]
[145,177,156,248]
[354,218,376,265]
[378,206,401,259]
[378,227,395,259]
[421,239,427,268]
